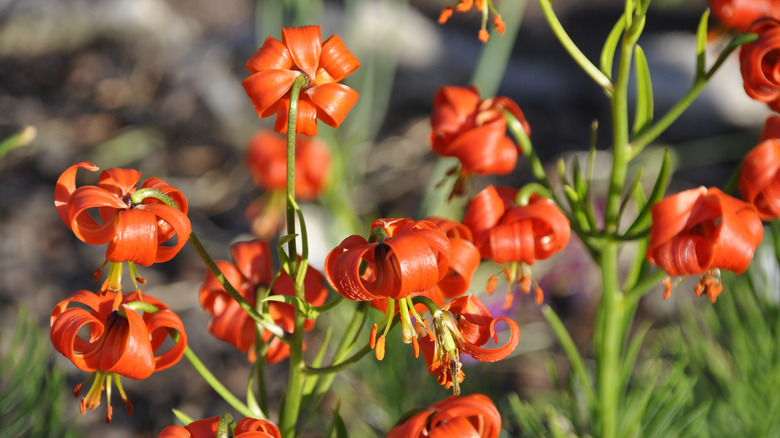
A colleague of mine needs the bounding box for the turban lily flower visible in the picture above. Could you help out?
[710,0,780,32]
[647,186,764,302]
[422,217,481,304]
[430,86,530,197]
[387,393,502,438]
[739,19,780,112]
[438,0,507,43]
[463,185,570,306]
[157,416,281,438]
[50,290,186,423]
[325,218,450,358]
[242,25,360,136]
[418,294,519,395]
[244,130,331,238]
[55,162,191,290]
[739,134,780,221]
[199,240,327,363]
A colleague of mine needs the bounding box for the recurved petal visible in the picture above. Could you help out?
[446,123,517,175]
[306,83,359,129]
[106,208,158,266]
[67,186,126,244]
[98,307,156,379]
[648,186,709,259]
[318,35,360,83]
[429,394,502,438]
[325,235,380,301]
[243,70,299,118]
[141,203,191,264]
[460,317,520,363]
[647,235,712,277]
[98,168,141,198]
[428,417,481,438]
[463,185,507,247]
[55,161,99,226]
[234,417,282,437]
[200,260,249,315]
[387,409,432,438]
[739,139,780,220]
[146,309,187,372]
[274,97,320,136]
[282,25,322,79]
[247,36,293,73]
[50,307,104,372]
[434,237,480,299]
[230,240,274,286]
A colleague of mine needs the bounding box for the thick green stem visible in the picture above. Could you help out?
[597,241,624,438]
[279,74,308,438]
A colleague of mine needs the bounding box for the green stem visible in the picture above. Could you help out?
[537,0,613,94]
[301,344,373,376]
[183,346,254,418]
[188,232,285,339]
[596,241,624,438]
[280,74,308,438]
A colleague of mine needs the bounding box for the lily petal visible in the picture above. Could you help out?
[282,25,321,79]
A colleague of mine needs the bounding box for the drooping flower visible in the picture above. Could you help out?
[387,393,502,438]
[739,19,780,112]
[423,217,481,303]
[199,240,327,363]
[647,186,764,302]
[242,25,360,136]
[739,119,780,220]
[463,185,570,305]
[157,416,281,438]
[55,161,191,267]
[710,0,780,32]
[430,86,530,196]
[418,294,520,395]
[50,290,186,422]
[438,0,507,44]
[244,130,331,238]
[325,218,450,358]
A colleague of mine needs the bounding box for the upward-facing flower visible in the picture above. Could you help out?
[157,416,281,438]
[55,162,191,267]
[242,25,360,136]
[740,19,780,112]
[50,290,186,422]
[710,0,780,32]
[430,86,530,188]
[739,119,780,220]
[647,186,764,302]
[199,240,328,363]
[387,393,502,438]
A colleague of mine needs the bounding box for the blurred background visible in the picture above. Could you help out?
[0,0,775,436]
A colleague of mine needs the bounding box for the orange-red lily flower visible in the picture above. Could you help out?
[710,0,780,32]
[158,416,281,438]
[244,130,331,238]
[418,294,519,395]
[387,393,502,438]
[245,130,330,200]
[438,0,507,43]
[242,25,360,136]
[430,86,530,188]
[463,185,570,305]
[647,186,764,302]
[199,240,327,363]
[55,161,191,267]
[50,290,186,422]
[739,125,780,220]
[740,19,780,112]
[423,217,481,303]
[325,218,451,301]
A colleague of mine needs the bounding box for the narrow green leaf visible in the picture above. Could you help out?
[624,150,671,237]
[600,18,626,79]
[695,9,710,77]
[173,409,195,426]
[633,45,654,136]
[327,403,349,438]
